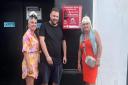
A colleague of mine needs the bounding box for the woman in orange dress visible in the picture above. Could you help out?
[22,11,40,85]
[77,16,102,85]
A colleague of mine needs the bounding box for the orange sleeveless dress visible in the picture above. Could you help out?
[80,39,98,83]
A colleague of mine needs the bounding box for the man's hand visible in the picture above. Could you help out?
[46,56,53,65]
[63,56,67,64]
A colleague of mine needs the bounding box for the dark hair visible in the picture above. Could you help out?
[51,8,59,13]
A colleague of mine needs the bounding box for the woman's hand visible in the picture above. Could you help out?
[28,65,33,74]
[77,63,82,72]
[96,58,100,66]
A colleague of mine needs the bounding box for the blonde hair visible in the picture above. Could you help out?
[81,16,92,33]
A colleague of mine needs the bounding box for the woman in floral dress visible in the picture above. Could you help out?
[22,11,40,85]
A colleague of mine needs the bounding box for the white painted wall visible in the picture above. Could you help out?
[93,0,128,85]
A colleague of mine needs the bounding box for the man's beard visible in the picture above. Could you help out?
[50,19,58,26]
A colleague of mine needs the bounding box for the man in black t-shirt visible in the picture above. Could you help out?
[39,8,67,85]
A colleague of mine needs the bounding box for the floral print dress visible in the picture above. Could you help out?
[22,29,40,79]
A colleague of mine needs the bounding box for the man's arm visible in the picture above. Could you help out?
[39,36,53,65]
[62,40,67,64]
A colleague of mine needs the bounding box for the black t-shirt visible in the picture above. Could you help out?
[39,22,64,64]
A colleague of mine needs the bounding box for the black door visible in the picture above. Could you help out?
[0,1,24,85]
